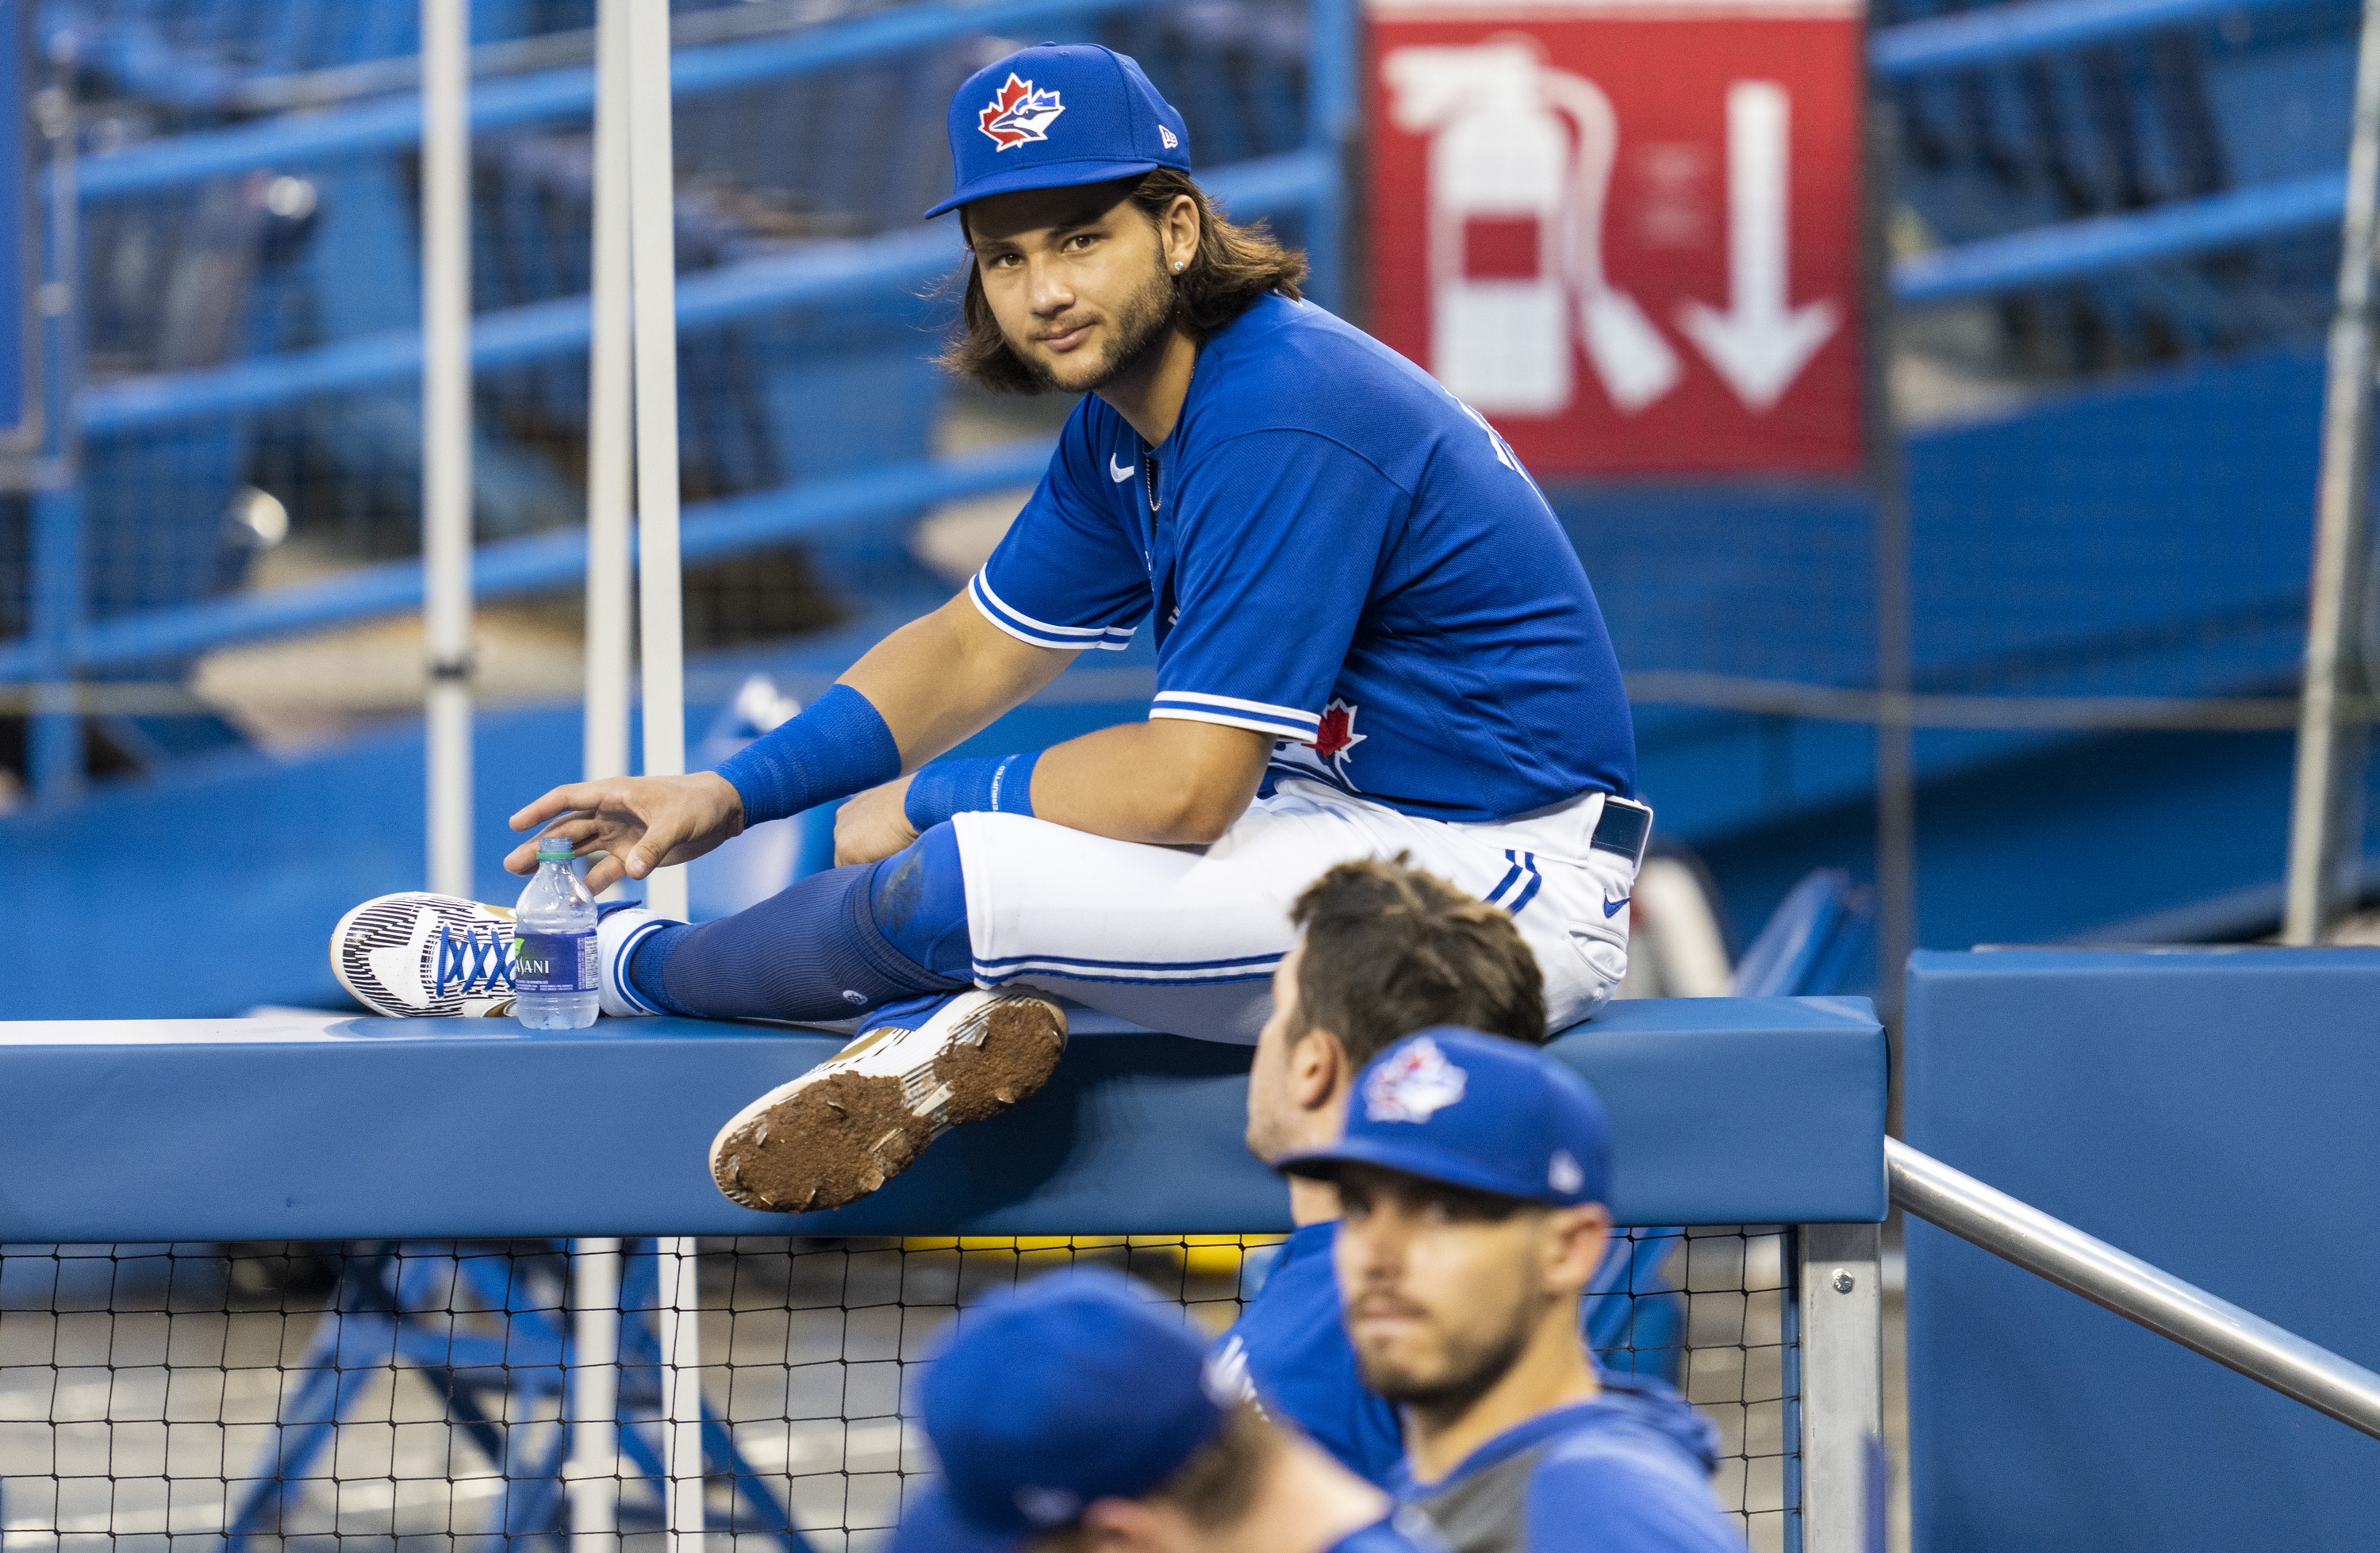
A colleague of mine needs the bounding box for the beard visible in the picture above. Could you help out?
[1005,258,1177,395]
[1351,1294,1540,1414]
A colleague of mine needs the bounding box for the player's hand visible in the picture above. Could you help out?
[506,773,745,894]
[834,776,919,867]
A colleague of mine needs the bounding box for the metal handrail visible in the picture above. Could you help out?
[1887,1139,2380,1440]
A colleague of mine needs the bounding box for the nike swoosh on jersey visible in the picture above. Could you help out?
[1603,895,1630,918]
[1108,454,1134,482]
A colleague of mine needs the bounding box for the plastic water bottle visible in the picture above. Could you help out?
[513,833,600,1029]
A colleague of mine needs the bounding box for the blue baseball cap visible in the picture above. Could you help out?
[896,1267,1229,1551]
[1280,1027,1614,1206]
[926,44,1192,219]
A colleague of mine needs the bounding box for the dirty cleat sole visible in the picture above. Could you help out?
[331,892,520,1018]
[708,990,1067,1213]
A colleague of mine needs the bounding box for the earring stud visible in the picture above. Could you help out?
[1173,261,1184,272]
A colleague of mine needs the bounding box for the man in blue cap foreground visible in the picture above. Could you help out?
[336,37,1650,1217]
[893,1267,1445,1553]
[1283,1030,1744,1551]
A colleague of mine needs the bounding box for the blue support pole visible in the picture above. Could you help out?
[1303,0,1357,314]
[26,484,80,801]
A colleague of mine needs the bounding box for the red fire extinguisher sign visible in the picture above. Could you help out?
[1368,1,1866,475]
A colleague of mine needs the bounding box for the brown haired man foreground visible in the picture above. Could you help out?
[1211,857,1548,1484]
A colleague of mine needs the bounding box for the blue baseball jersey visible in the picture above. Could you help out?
[1211,1222,1405,1485]
[969,293,1635,822]
[1390,1382,1743,1553]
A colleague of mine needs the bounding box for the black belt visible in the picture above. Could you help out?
[1591,796,1653,868]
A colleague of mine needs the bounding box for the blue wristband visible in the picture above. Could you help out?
[711,683,902,826]
[904,750,1039,831]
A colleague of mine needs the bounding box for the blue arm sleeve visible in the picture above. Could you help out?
[710,684,902,826]
[903,750,1039,830]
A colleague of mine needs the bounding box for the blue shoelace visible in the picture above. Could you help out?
[435,922,516,996]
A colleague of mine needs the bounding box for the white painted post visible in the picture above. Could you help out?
[420,0,474,898]
[657,1236,706,1553]
[565,1237,624,1551]
[582,0,633,796]
[627,0,688,923]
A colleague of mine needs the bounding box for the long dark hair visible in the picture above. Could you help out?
[938,168,1310,394]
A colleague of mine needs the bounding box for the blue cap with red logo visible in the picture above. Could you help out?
[1279,1026,1614,1207]
[926,44,1192,219]
[892,1267,1229,1553]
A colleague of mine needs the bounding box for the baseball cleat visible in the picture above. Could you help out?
[708,989,1068,1213]
[331,892,519,1018]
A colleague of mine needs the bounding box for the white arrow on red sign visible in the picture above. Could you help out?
[1676,80,1841,413]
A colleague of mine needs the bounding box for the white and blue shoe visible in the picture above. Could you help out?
[708,988,1067,1214]
[330,893,518,1018]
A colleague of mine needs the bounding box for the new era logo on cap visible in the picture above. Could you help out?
[1549,1148,1586,1195]
[1364,1034,1467,1123]
[977,74,1065,150]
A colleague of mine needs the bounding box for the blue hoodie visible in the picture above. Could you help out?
[1389,1375,1745,1552]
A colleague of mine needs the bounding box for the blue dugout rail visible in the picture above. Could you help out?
[0,997,1886,1240]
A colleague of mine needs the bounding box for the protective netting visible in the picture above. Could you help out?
[0,1229,1797,1553]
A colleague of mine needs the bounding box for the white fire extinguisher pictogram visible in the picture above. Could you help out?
[1382,40,1682,416]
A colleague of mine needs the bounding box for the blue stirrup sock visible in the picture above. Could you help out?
[712,683,902,826]
[625,824,973,1021]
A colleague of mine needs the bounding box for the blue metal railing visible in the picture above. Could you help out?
[79,151,1328,433]
[5,0,2348,708]
[76,0,1184,201]
[6,0,1353,707]
[0,439,1056,678]
[1870,0,2312,79]
[1875,0,2355,305]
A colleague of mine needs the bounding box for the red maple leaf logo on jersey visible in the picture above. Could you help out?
[1307,699,1367,783]
[977,74,1065,151]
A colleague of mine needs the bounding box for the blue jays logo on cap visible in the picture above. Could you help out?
[927,44,1193,219]
[1280,1027,1614,1209]
[978,74,1065,151]
[1364,1033,1467,1123]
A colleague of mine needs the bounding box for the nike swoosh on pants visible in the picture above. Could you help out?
[1603,895,1630,918]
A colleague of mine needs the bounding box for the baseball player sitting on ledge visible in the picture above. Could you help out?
[329,43,1651,1216]
[889,1267,1441,1553]
[1285,1030,1745,1551]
